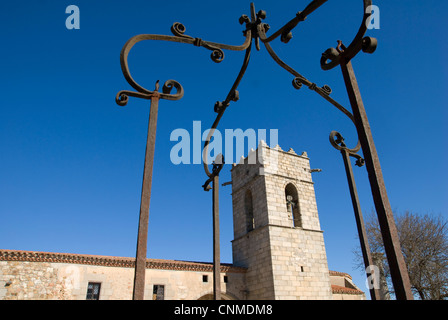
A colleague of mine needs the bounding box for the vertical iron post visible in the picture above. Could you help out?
[340,147,381,300]
[340,59,413,300]
[132,90,160,300]
[212,174,221,300]
[202,158,224,300]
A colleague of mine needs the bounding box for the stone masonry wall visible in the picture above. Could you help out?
[1,261,70,300]
[230,142,333,300]
[0,251,246,300]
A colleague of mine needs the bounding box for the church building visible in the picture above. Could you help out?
[0,142,365,300]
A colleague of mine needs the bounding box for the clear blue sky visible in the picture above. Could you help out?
[1,0,446,295]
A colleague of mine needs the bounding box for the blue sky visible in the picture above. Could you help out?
[1,0,447,296]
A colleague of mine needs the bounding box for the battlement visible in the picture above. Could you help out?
[230,140,309,170]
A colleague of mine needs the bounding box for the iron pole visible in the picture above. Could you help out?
[340,59,413,300]
[212,174,221,300]
[340,148,381,300]
[132,92,160,300]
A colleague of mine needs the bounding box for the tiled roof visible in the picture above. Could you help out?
[0,249,247,273]
[329,270,353,280]
[331,285,364,295]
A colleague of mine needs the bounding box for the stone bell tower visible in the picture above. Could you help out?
[230,141,333,300]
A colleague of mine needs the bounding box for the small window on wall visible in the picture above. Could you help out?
[153,285,165,300]
[86,282,101,300]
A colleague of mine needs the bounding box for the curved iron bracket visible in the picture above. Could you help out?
[201,3,259,184]
[115,20,253,106]
[329,131,364,167]
[320,0,377,70]
[113,12,257,190]
[202,154,225,191]
[257,11,362,153]
[115,1,376,185]
[260,0,328,44]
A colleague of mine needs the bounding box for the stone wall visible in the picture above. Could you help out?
[0,251,365,300]
[1,261,71,300]
[231,143,333,300]
[0,250,246,300]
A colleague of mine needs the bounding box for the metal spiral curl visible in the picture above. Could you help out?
[210,49,225,63]
[161,79,184,99]
[329,131,364,166]
[115,90,154,106]
[171,22,189,38]
[321,84,332,95]
[292,77,332,95]
[115,79,184,107]
[292,77,303,90]
[116,92,129,106]
[169,22,247,64]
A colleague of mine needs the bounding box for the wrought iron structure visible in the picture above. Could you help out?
[329,131,381,300]
[115,0,413,300]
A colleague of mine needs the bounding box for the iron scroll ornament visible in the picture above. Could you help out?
[329,131,365,167]
[253,0,378,154]
[201,0,378,181]
[257,23,362,154]
[113,14,256,187]
[114,0,377,185]
[320,0,378,70]
[115,21,253,106]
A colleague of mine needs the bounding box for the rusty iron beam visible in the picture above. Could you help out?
[117,77,183,300]
[339,146,381,300]
[212,174,221,300]
[340,59,413,300]
[116,25,184,299]
[330,130,381,300]
[132,89,160,300]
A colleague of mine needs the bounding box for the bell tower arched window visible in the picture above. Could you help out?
[244,189,255,232]
[285,183,302,228]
